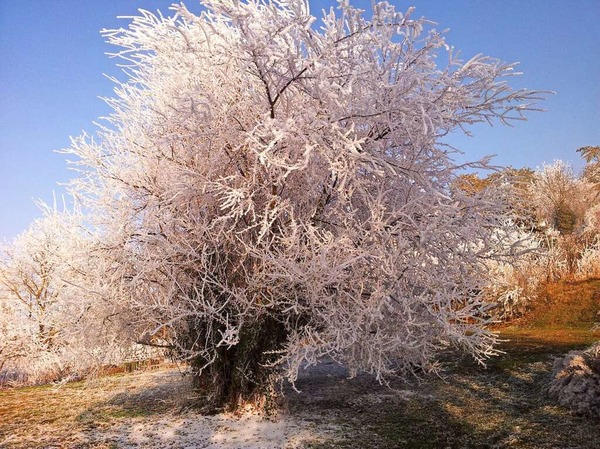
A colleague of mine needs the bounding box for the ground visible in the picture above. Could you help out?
[1,326,600,449]
[288,327,600,449]
[2,280,600,448]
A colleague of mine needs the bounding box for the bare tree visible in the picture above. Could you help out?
[64,0,545,411]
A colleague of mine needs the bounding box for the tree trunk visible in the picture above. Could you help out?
[190,314,288,413]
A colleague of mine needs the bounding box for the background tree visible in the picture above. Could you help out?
[453,173,495,196]
[576,147,600,238]
[0,208,69,350]
[0,204,133,384]
[65,0,544,411]
[453,168,543,318]
[529,161,594,235]
[454,167,537,229]
[578,145,600,185]
[527,160,599,280]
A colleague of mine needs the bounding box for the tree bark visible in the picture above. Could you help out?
[190,314,287,413]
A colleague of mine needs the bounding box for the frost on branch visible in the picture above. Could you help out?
[63,0,545,410]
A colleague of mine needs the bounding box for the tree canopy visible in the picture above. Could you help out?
[52,0,548,410]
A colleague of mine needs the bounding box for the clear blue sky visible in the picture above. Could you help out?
[1,0,599,240]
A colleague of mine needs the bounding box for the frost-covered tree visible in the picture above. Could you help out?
[0,205,133,384]
[64,0,544,410]
[528,160,600,280]
[0,206,82,381]
[529,160,595,235]
[578,145,600,185]
[0,208,73,350]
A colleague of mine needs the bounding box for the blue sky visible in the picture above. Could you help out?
[1,0,599,240]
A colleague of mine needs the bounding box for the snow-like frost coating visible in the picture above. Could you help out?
[58,0,545,399]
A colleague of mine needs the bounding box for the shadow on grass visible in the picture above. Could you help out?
[77,372,193,428]
[294,329,600,449]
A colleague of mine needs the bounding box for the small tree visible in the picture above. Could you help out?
[65,0,544,410]
[0,205,132,384]
[529,161,595,235]
[0,210,69,350]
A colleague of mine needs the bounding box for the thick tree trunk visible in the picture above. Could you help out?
[190,315,288,413]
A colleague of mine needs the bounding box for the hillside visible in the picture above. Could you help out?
[515,279,600,329]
